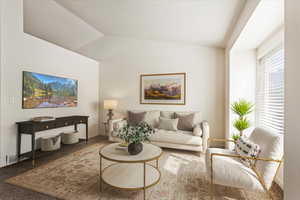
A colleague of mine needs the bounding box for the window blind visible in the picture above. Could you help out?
[256,48,284,134]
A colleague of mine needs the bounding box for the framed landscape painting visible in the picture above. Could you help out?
[22,71,78,109]
[140,73,186,105]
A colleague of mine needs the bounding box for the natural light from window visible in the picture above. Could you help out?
[256,48,284,134]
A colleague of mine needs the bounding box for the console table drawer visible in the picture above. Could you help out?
[34,122,55,132]
[75,117,87,124]
[56,120,74,128]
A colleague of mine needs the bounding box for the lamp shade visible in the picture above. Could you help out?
[104,100,118,110]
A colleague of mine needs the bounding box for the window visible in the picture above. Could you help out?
[256,48,284,134]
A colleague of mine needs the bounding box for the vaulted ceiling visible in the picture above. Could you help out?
[24,0,246,53]
[23,0,284,60]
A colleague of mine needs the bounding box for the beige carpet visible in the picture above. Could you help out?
[6,142,282,200]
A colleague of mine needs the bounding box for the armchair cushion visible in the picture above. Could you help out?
[248,127,283,189]
[206,148,264,191]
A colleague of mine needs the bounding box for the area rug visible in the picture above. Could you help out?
[6,143,282,200]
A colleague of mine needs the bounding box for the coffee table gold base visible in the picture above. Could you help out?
[99,156,160,200]
[99,143,162,200]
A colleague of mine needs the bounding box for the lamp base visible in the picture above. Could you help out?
[107,109,114,122]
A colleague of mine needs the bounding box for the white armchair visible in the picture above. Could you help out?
[206,128,283,199]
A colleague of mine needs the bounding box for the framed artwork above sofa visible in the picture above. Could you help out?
[140,73,186,105]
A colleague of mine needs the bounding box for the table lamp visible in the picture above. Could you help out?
[104,100,118,122]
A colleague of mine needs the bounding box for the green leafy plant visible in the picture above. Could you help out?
[231,134,241,141]
[231,100,254,117]
[117,121,155,144]
[231,99,254,136]
[234,118,250,132]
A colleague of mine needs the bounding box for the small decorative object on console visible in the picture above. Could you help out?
[31,116,55,122]
[117,121,155,155]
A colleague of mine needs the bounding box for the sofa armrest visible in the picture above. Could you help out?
[201,120,210,153]
[108,118,127,141]
[193,124,203,137]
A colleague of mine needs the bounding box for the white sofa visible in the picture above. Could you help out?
[108,110,210,153]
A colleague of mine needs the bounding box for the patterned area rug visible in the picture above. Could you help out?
[6,143,282,200]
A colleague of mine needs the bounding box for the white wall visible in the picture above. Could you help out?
[225,0,261,142]
[0,0,100,167]
[0,0,4,167]
[98,38,225,139]
[285,0,300,198]
[229,50,256,138]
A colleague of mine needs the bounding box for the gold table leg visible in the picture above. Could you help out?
[100,155,102,192]
[144,162,146,200]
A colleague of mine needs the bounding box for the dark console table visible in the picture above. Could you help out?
[16,115,89,166]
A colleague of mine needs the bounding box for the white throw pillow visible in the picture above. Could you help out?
[158,117,178,131]
[144,111,160,128]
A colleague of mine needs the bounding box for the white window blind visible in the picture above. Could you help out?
[256,48,284,134]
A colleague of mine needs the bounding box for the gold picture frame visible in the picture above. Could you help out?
[140,73,186,105]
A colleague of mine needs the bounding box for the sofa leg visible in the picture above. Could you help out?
[210,155,214,200]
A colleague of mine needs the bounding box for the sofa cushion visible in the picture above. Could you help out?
[206,148,264,191]
[144,111,160,128]
[158,117,178,131]
[128,111,146,126]
[160,111,175,119]
[150,129,202,146]
[175,113,195,131]
[175,111,201,126]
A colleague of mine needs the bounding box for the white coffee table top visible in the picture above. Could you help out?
[99,143,162,163]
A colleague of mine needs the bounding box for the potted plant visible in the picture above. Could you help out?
[231,99,254,137]
[117,121,155,155]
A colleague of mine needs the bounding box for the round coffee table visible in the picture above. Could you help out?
[99,143,162,200]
